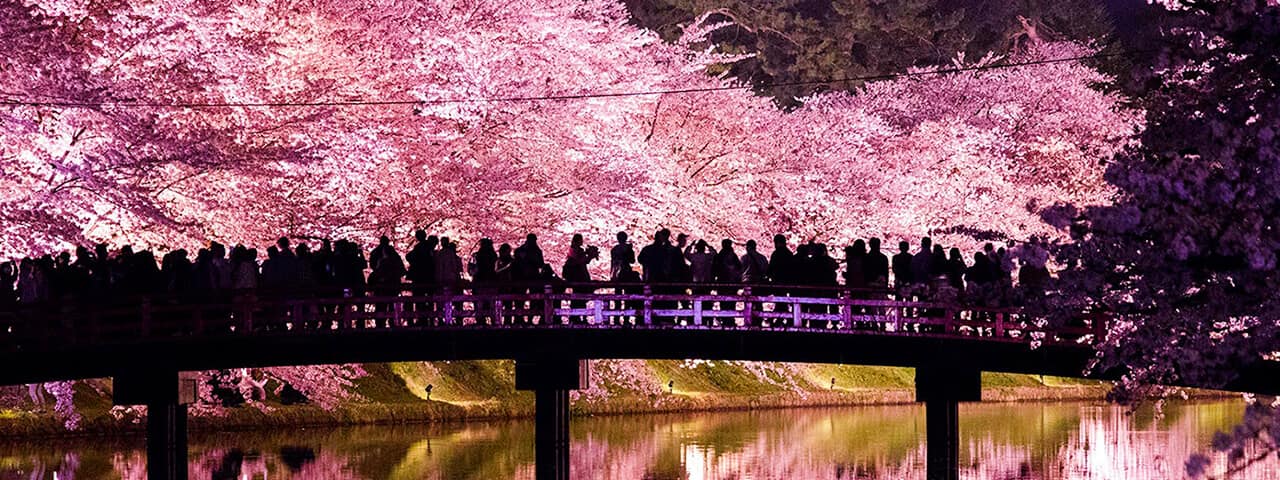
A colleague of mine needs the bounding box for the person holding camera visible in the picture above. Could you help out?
[562,234,599,323]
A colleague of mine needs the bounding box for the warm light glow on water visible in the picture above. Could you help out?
[0,400,1274,479]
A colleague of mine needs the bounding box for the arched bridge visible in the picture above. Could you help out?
[2,283,1277,480]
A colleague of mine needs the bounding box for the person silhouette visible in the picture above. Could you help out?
[638,229,675,322]
[0,261,15,308]
[406,233,438,321]
[562,234,594,283]
[496,242,515,323]
[562,234,598,323]
[891,241,911,289]
[610,232,635,282]
[864,238,889,290]
[910,237,934,291]
[514,234,544,285]
[844,240,867,290]
[685,239,714,284]
[740,240,769,326]
[471,238,499,322]
[514,234,544,323]
[947,247,966,290]
[740,240,769,285]
[768,234,794,286]
[369,237,406,322]
[638,229,671,283]
[712,239,742,287]
[811,243,839,324]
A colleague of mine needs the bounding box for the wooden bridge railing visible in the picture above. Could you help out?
[0,282,1105,353]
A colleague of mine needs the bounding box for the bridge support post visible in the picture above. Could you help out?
[916,366,980,480]
[516,358,589,480]
[114,369,197,480]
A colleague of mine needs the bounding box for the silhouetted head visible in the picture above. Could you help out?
[499,243,512,256]
[773,234,787,247]
[525,233,537,245]
[267,246,279,258]
[983,243,995,254]
[852,239,866,255]
[426,235,439,248]
[277,237,291,250]
[920,237,932,251]
[746,240,757,251]
[974,252,986,263]
[572,234,584,247]
[297,243,310,256]
[869,237,880,252]
[721,239,734,251]
[440,237,451,248]
[933,245,944,256]
[898,241,909,253]
[949,247,961,261]
[656,228,671,244]
[616,231,628,243]
[379,235,390,246]
[210,242,225,258]
[480,238,494,251]
[415,230,426,242]
[695,239,707,252]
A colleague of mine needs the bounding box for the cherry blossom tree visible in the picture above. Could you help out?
[3,0,1137,424]
[3,0,1136,256]
[1028,1,1280,477]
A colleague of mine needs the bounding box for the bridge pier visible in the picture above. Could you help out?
[916,366,980,480]
[113,369,196,480]
[515,358,589,480]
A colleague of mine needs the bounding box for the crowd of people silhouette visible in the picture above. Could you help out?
[0,229,1051,316]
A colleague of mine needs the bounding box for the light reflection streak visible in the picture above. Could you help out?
[0,400,1274,479]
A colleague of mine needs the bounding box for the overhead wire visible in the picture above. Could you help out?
[0,50,1134,109]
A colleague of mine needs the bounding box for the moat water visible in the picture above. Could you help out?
[1,400,1274,479]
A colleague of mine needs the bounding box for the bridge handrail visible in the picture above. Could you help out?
[0,280,899,311]
[0,283,1102,355]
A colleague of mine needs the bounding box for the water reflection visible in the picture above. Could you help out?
[0,401,1272,479]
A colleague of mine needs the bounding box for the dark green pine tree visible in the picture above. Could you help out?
[624,0,1116,108]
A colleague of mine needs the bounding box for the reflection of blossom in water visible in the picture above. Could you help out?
[963,439,1034,479]
[11,401,1280,479]
[109,450,147,480]
[21,451,83,480]
[187,446,362,479]
[1054,405,1279,480]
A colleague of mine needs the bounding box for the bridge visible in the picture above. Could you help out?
[2,282,1277,480]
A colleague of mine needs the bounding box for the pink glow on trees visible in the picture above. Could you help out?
[1033,1,1280,476]
[3,0,1136,257]
[3,0,1138,424]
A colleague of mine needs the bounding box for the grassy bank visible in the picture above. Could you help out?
[0,360,1121,438]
